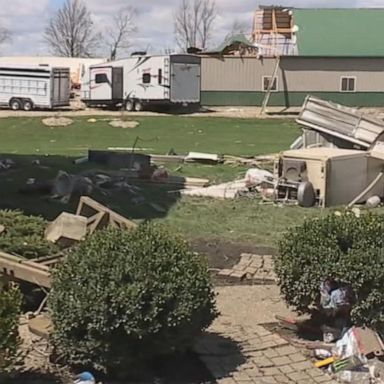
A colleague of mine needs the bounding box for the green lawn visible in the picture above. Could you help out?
[0,116,314,248]
[0,116,298,157]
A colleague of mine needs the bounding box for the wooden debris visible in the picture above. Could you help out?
[76,196,137,232]
[0,251,51,288]
[45,212,87,247]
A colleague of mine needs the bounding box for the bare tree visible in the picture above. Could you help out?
[0,25,10,47]
[44,0,99,57]
[174,0,217,52]
[105,6,137,61]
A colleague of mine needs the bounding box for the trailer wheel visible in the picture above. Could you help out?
[9,98,21,111]
[125,100,134,112]
[22,100,33,111]
[134,101,144,112]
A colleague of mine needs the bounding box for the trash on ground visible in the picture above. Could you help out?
[0,158,15,170]
[181,179,247,199]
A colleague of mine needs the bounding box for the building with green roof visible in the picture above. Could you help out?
[200,8,384,108]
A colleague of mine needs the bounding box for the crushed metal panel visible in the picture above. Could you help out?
[297,96,384,149]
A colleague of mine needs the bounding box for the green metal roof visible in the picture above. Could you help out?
[293,9,384,57]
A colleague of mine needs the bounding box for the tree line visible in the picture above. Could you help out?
[0,0,251,60]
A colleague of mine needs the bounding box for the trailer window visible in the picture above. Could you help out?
[143,73,151,84]
[95,73,108,84]
[158,69,162,85]
[340,77,356,92]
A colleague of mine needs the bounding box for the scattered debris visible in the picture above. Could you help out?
[366,195,381,208]
[181,179,246,199]
[0,224,5,234]
[45,212,87,247]
[73,156,88,165]
[87,118,97,123]
[0,158,15,170]
[42,117,73,127]
[108,119,139,129]
[51,170,93,203]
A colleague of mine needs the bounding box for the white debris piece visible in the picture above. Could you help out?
[245,168,275,187]
[181,179,247,199]
[185,152,221,163]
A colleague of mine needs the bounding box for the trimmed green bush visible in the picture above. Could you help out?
[50,224,217,373]
[276,212,384,330]
[0,210,58,259]
[0,283,22,372]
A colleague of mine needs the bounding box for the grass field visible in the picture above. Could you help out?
[0,115,319,248]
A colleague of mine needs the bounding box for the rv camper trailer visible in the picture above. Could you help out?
[0,65,70,110]
[81,54,201,111]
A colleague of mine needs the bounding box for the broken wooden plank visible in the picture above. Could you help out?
[76,196,138,230]
[0,251,51,288]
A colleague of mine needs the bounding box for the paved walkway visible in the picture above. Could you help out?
[195,254,338,384]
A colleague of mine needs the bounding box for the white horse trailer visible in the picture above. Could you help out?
[81,54,201,111]
[0,65,70,111]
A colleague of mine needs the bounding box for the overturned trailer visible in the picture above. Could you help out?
[274,148,384,207]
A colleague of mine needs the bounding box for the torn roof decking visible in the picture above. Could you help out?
[297,96,384,149]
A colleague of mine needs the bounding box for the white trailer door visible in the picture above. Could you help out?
[170,63,200,103]
[90,67,112,101]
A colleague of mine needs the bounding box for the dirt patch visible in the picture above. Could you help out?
[108,119,139,129]
[42,117,73,127]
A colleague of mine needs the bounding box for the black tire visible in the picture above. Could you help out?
[134,101,144,112]
[9,98,21,111]
[22,100,33,111]
[125,100,134,112]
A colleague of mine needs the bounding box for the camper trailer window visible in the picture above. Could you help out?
[95,74,108,84]
[143,73,151,84]
[262,76,278,92]
[340,77,356,92]
[158,69,162,85]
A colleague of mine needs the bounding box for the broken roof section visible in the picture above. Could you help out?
[292,9,384,57]
[251,6,384,57]
[202,34,257,56]
[297,96,384,149]
[252,6,298,57]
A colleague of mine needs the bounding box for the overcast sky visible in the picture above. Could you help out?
[0,0,382,57]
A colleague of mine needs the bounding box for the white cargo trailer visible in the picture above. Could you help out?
[81,54,201,111]
[0,65,71,111]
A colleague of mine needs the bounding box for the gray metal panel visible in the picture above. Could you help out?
[170,62,200,103]
[297,96,384,148]
[52,67,70,107]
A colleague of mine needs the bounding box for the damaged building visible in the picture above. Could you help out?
[200,7,384,107]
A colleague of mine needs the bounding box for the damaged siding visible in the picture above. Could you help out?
[201,56,384,107]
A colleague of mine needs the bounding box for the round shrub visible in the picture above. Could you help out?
[0,283,22,372]
[49,224,217,373]
[0,210,58,259]
[276,212,384,330]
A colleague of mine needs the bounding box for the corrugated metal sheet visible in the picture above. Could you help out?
[296,96,384,148]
